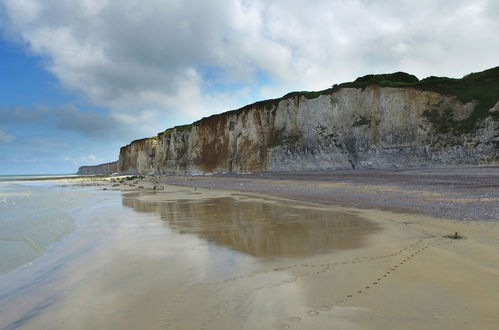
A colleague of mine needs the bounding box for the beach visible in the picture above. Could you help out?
[0,169,498,329]
[2,1,499,329]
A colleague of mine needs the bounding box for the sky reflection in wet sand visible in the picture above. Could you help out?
[0,188,380,329]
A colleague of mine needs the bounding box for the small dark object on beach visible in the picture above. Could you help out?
[444,232,463,239]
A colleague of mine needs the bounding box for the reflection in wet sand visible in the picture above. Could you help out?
[0,188,383,330]
[122,193,381,258]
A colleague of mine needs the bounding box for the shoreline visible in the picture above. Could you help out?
[93,167,498,221]
[6,165,497,222]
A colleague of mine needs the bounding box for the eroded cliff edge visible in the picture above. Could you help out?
[80,68,499,175]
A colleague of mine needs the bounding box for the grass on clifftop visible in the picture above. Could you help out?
[160,122,200,136]
[418,67,499,134]
[336,66,499,134]
[278,66,499,135]
[342,72,420,87]
[174,123,195,132]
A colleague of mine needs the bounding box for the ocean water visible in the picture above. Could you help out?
[0,179,108,274]
[0,174,78,182]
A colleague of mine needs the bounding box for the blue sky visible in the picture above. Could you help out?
[1,0,499,174]
[0,39,127,174]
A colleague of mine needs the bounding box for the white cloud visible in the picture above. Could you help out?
[2,0,499,134]
[0,128,15,143]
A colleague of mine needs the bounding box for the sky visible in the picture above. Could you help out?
[1,0,499,175]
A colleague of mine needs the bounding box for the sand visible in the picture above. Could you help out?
[1,172,498,329]
[109,173,499,329]
[158,167,499,221]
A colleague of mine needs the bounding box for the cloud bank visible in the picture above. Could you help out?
[3,0,499,122]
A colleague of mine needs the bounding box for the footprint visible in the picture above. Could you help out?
[289,317,301,322]
[307,310,319,316]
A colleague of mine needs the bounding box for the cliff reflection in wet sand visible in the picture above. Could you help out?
[122,192,381,258]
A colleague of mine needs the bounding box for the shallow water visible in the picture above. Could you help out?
[0,181,95,274]
[0,185,381,329]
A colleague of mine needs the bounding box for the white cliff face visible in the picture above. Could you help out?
[118,138,157,174]
[87,85,498,175]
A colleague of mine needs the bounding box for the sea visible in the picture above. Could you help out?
[0,175,106,274]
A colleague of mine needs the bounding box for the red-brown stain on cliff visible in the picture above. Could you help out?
[197,114,229,172]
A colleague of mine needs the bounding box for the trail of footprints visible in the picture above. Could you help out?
[204,238,435,328]
[166,238,434,329]
[279,236,459,329]
[163,236,460,329]
[344,237,447,299]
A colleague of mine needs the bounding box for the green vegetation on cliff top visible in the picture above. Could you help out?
[340,67,499,118]
[129,135,157,144]
[276,66,499,117]
[159,66,499,138]
[306,66,499,134]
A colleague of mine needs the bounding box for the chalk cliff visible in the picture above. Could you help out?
[118,138,157,174]
[79,67,499,175]
[77,161,117,175]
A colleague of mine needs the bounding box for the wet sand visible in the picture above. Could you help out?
[1,173,498,329]
[159,167,499,221]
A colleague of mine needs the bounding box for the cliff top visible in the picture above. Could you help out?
[160,66,499,136]
[340,66,499,134]
[123,136,158,147]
